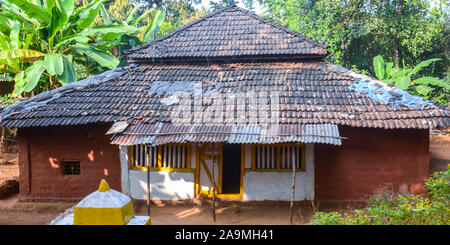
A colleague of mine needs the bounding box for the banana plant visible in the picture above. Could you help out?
[97,3,165,53]
[373,55,450,97]
[0,19,45,79]
[0,0,164,96]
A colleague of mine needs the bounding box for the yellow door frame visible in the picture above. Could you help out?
[195,143,244,199]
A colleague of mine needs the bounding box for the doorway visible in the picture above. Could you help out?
[221,144,242,194]
[196,143,244,198]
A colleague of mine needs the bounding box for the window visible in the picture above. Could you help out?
[62,161,81,175]
[252,144,304,171]
[130,144,191,171]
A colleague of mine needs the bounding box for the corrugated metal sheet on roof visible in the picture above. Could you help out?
[110,123,342,146]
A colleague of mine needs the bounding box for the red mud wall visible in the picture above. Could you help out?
[18,124,121,201]
[315,126,429,205]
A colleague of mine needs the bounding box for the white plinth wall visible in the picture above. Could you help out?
[120,144,196,200]
[120,143,314,201]
[242,144,314,201]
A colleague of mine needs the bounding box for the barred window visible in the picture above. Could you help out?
[131,144,191,170]
[252,144,304,171]
[254,145,277,169]
[62,161,81,175]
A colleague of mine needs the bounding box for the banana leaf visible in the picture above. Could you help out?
[48,7,68,44]
[143,10,165,43]
[58,55,76,85]
[409,58,442,77]
[385,62,394,79]
[44,54,64,76]
[390,68,412,79]
[12,71,25,95]
[9,21,21,50]
[81,24,137,37]
[131,8,154,27]
[23,59,46,93]
[413,77,450,90]
[373,55,385,80]
[55,0,74,17]
[54,35,91,50]
[99,4,112,25]
[6,0,51,24]
[1,1,40,26]
[396,76,411,90]
[71,43,119,69]
[125,4,140,25]
[24,33,34,49]
[414,85,434,96]
[78,0,106,29]
[0,49,45,62]
[0,13,14,32]
[43,0,55,11]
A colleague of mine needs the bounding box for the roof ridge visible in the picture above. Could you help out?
[123,6,237,56]
[123,5,329,58]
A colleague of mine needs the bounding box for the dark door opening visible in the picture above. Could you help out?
[221,144,241,194]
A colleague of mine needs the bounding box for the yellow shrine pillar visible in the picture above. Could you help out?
[53,179,151,225]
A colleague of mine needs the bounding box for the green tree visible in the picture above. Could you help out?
[209,0,239,11]
[261,0,363,66]
[0,0,164,96]
[93,0,165,68]
[124,0,205,35]
[259,0,449,103]
[259,0,447,78]
[97,0,207,38]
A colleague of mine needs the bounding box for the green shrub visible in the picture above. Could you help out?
[312,165,450,225]
[0,94,21,107]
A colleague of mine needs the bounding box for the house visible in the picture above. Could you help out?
[0,6,449,205]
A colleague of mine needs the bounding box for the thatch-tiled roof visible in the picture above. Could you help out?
[0,62,448,129]
[124,6,328,62]
[0,5,448,134]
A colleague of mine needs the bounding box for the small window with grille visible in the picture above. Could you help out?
[130,144,191,171]
[62,161,81,175]
[252,144,304,171]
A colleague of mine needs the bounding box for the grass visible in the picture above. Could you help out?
[312,165,450,225]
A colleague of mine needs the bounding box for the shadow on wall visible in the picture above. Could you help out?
[132,170,194,200]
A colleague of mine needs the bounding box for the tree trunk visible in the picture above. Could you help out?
[394,0,405,67]
[393,38,400,67]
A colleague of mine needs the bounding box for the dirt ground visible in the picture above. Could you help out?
[0,153,18,183]
[134,203,315,225]
[0,194,315,225]
[0,194,74,225]
[0,132,448,225]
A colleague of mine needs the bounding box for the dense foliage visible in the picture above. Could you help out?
[1,0,448,105]
[0,0,164,97]
[373,55,450,103]
[256,0,449,104]
[124,0,207,37]
[312,165,450,225]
